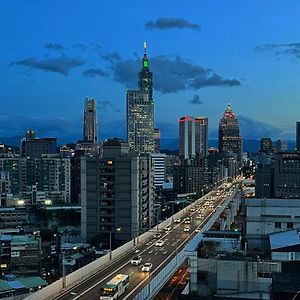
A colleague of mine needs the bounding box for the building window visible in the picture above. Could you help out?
[275,222,281,229]
[197,271,207,282]
[287,222,293,229]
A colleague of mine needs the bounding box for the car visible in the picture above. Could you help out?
[184,217,191,224]
[154,233,161,239]
[196,215,202,219]
[165,225,172,231]
[130,255,142,265]
[174,218,182,223]
[155,240,165,247]
[190,208,196,212]
[142,262,153,272]
[184,226,190,232]
[195,227,201,232]
[134,249,141,254]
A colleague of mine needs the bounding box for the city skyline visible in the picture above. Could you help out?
[1,1,300,144]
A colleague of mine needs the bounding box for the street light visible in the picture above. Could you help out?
[109,227,122,261]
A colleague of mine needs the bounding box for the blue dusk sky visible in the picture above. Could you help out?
[1,0,300,144]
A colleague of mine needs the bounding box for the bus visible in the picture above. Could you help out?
[99,274,129,300]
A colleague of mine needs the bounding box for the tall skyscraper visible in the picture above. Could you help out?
[179,116,208,160]
[260,137,273,154]
[274,139,288,152]
[83,97,98,143]
[296,121,300,151]
[218,104,242,165]
[127,43,154,154]
[154,128,160,153]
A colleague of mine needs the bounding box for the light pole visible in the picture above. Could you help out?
[109,227,122,261]
[62,251,66,289]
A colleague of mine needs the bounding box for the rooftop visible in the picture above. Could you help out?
[270,229,300,250]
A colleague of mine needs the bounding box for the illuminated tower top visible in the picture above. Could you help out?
[139,42,153,100]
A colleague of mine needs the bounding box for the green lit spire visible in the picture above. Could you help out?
[143,41,149,68]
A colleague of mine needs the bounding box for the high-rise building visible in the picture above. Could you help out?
[296,121,300,151]
[81,138,154,245]
[255,154,274,198]
[274,151,300,198]
[274,139,288,152]
[20,130,57,158]
[260,137,273,154]
[179,116,208,160]
[127,43,154,154]
[150,153,166,188]
[154,128,160,153]
[218,104,242,165]
[83,97,98,143]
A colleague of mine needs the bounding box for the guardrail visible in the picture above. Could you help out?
[25,182,238,300]
[131,185,241,300]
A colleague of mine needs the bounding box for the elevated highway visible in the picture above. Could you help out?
[25,180,241,300]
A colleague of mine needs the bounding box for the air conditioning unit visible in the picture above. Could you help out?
[289,252,295,261]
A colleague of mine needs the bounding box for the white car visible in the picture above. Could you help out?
[155,240,165,247]
[195,227,201,232]
[184,226,190,232]
[131,255,142,265]
[154,233,161,239]
[174,218,181,223]
[196,215,202,219]
[142,262,153,272]
[165,225,172,231]
[184,218,191,224]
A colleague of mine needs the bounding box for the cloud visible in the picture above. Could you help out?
[10,56,85,76]
[189,94,202,105]
[72,44,89,51]
[97,101,121,113]
[82,68,106,78]
[45,43,64,51]
[101,51,121,64]
[145,17,200,31]
[109,54,240,93]
[238,115,283,139]
[255,42,300,59]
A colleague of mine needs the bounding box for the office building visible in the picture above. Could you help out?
[255,155,274,198]
[20,130,57,158]
[179,116,208,160]
[81,138,154,245]
[154,128,160,153]
[296,121,300,151]
[150,153,166,188]
[274,139,288,152]
[218,104,242,166]
[274,151,300,198]
[127,43,154,154]
[83,97,98,143]
[77,98,99,156]
[260,137,273,154]
[173,159,206,194]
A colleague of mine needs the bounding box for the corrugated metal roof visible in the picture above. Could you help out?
[7,281,25,289]
[18,277,47,289]
[270,229,300,250]
[0,280,14,293]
